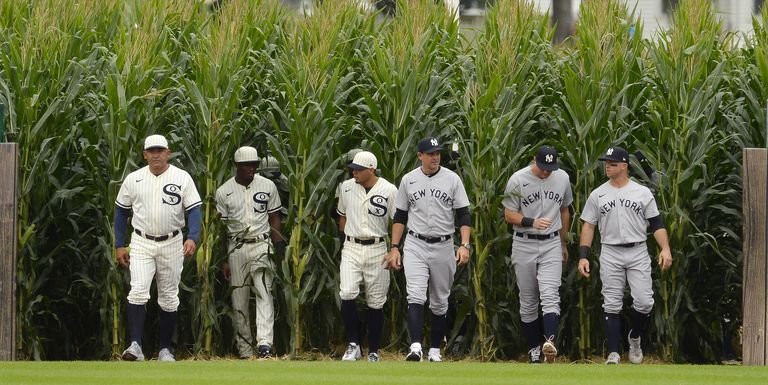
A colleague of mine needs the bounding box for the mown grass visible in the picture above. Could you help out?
[0,360,766,385]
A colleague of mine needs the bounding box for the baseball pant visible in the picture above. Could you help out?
[339,242,389,309]
[229,240,274,357]
[403,237,455,316]
[127,233,183,312]
[599,244,654,314]
[511,236,562,323]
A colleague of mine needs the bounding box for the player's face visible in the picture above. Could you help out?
[143,148,170,168]
[532,163,552,179]
[418,151,441,173]
[604,161,627,178]
[235,161,259,181]
[351,167,373,185]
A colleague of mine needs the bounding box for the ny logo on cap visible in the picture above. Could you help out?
[430,138,438,146]
[545,154,553,163]
[606,148,614,155]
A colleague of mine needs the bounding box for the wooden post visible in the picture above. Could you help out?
[0,143,18,361]
[743,148,768,365]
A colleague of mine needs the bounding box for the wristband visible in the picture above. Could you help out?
[579,245,591,260]
[521,217,534,227]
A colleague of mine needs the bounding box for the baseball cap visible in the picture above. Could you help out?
[598,146,630,163]
[234,146,259,163]
[348,151,377,170]
[418,137,443,154]
[535,146,559,171]
[144,134,168,150]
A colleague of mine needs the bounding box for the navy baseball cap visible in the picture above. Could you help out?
[535,146,559,171]
[418,137,443,154]
[598,146,630,163]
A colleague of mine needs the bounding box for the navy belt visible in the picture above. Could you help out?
[515,231,559,240]
[408,230,451,244]
[346,236,385,245]
[134,229,180,242]
[611,242,644,248]
[231,233,269,243]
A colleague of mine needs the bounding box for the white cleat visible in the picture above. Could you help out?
[157,348,175,362]
[367,352,380,362]
[542,337,557,363]
[528,346,542,364]
[605,352,621,365]
[628,332,643,364]
[428,348,442,362]
[405,342,423,362]
[342,343,361,361]
[121,341,145,362]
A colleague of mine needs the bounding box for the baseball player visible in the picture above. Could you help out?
[502,146,572,363]
[337,151,397,362]
[115,134,202,362]
[577,146,672,365]
[215,146,284,359]
[383,136,471,363]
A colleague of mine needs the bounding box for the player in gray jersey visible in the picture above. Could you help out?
[383,137,471,362]
[502,146,572,363]
[577,146,672,365]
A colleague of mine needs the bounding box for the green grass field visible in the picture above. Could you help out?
[1,361,765,385]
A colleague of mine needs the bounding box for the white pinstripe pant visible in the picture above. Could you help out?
[229,240,274,357]
[127,233,184,312]
[339,242,389,309]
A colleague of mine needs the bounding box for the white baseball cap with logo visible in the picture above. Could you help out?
[348,151,377,170]
[234,146,259,163]
[144,134,169,150]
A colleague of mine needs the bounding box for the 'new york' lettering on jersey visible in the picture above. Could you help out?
[115,165,202,235]
[336,177,397,238]
[215,175,281,237]
[502,167,573,234]
[580,180,659,245]
[395,167,470,237]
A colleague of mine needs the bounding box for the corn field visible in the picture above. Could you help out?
[0,0,764,362]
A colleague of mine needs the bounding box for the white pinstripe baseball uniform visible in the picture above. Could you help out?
[215,174,281,357]
[115,165,202,312]
[337,177,397,309]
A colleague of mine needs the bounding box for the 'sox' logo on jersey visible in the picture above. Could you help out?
[253,192,270,213]
[545,154,553,163]
[162,184,182,205]
[368,195,388,217]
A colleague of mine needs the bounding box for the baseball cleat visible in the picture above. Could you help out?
[258,345,273,359]
[367,352,380,362]
[628,332,643,364]
[605,352,621,365]
[428,348,442,362]
[157,348,175,362]
[121,341,145,361]
[342,343,361,361]
[406,343,423,362]
[542,338,557,363]
[527,346,542,364]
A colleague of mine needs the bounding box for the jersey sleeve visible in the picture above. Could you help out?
[115,176,133,209]
[336,182,347,216]
[643,189,660,219]
[214,187,228,219]
[387,184,397,219]
[182,172,203,211]
[562,174,574,208]
[580,191,599,224]
[267,181,282,213]
[501,175,520,212]
[452,174,470,209]
[394,176,411,211]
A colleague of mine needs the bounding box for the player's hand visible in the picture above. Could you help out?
[533,218,553,230]
[383,248,401,270]
[183,239,197,258]
[658,248,672,271]
[561,242,569,264]
[223,262,231,281]
[116,247,130,268]
[577,258,590,278]
[456,245,470,266]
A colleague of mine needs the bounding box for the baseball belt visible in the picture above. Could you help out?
[515,231,559,240]
[134,229,180,242]
[407,230,451,244]
[610,241,644,248]
[346,236,385,245]
[230,233,270,244]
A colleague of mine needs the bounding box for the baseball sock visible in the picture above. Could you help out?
[521,319,540,349]
[158,310,177,350]
[126,303,145,345]
[430,312,448,349]
[407,303,424,344]
[543,313,559,341]
[367,308,384,354]
[341,300,360,344]
[604,312,621,353]
[629,308,651,339]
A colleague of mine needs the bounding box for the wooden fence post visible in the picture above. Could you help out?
[0,143,18,361]
[743,148,768,365]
